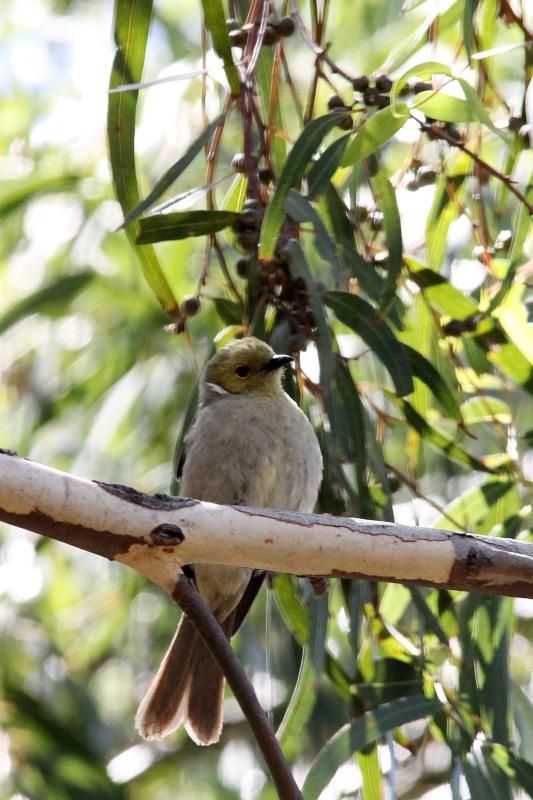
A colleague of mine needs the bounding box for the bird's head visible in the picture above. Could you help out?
[201,337,293,401]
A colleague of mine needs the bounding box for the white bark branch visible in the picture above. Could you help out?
[1,449,533,597]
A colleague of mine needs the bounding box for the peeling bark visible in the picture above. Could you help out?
[1,452,533,598]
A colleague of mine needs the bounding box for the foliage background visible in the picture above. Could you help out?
[1,0,532,798]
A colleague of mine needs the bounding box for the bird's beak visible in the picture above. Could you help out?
[263,354,293,372]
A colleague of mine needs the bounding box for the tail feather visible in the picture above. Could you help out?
[186,614,234,746]
[135,613,235,744]
[135,615,198,740]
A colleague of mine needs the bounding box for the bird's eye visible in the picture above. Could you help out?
[235,365,250,378]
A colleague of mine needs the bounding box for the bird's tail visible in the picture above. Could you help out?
[135,614,231,745]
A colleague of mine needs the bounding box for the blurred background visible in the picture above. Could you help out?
[1,0,532,798]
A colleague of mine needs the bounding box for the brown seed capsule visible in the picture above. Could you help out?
[353,74,369,92]
[239,208,262,229]
[376,94,390,109]
[328,93,345,110]
[412,80,432,94]
[236,257,251,278]
[181,295,200,316]
[226,17,239,30]
[375,74,393,93]
[258,165,275,184]
[232,152,246,172]
[228,28,247,47]
[287,334,308,352]
[442,319,465,337]
[386,473,401,493]
[336,112,353,130]
[243,197,261,210]
[363,87,379,106]
[276,16,295,36]
[355,205,368,223]
[237,229,259,251]
[262,24,279,45]
[368,210,384,230]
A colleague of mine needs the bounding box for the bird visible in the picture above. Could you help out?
[135,336,323,745]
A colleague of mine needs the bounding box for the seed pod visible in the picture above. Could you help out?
[412,80,432,94]
[229,28,247,47]
[226,17,239,30]
[276,16,295,36]
[231,153,246,172]
[328,93,345,110]
[237,229,259,251]
[336,112,353,130]
[262,24,279,45]
[376,94,390,108]
[386,473,401,493]
[375,74,392,93]
[363,86,379,106]
[236,257,251,278]
[181,295,200,316]
[353,74,369,92]
[239,208,262,229]
[368,210,384,230]
[258,165,275,184]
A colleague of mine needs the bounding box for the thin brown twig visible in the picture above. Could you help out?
[419,121,533,215]
[172,575,303,800]
[212,234,245,312]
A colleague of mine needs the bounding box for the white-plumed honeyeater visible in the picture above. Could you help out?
[135,336,323,745]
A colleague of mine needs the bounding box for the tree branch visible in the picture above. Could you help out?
[173,575,302,800]
[1,450,533,598]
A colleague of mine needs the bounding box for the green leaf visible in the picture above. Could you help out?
[0,174,80,218]
[456,78,509,142]
[370,169,403,314]
[403,344,461,420]
[324,292,413,396]
[136,210,240,243]
[341,106,409,166]
[107,0,178,313]
[276,648,317,751]
[285,191,342,282]
[357,746,382,800]
[284,239,335,385]
[258,113,343,260]
[121,113,226,228]
[0,272,94,336]
[273,574,309,645]
[424,164,467,269]
[511,681,533,764]
[405,259,479,318]
[432,478,516,532]
[463,0,479,61]
[308,135,350,198]
[200,0,240,96]
[390,61,452,115]
[302,695,441,799]
[412,90,480,123]
[322,184,387,305]
[395,398,498,473]
[461,397,511,425]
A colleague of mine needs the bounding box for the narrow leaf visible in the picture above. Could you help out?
[308,135,350,198]
[0,272,94,336]
[403,344,461,420]
[107,0,178,313]
[302,695,441,799]
[463,0,479,62]
[258,113,343,260]
[341,106,409,166]
[395,398,498,473]
[324,292,413,396]
[200,0,240,95]
[370,169,403,314]
[121,113,226,227]
[136,210,240,243]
